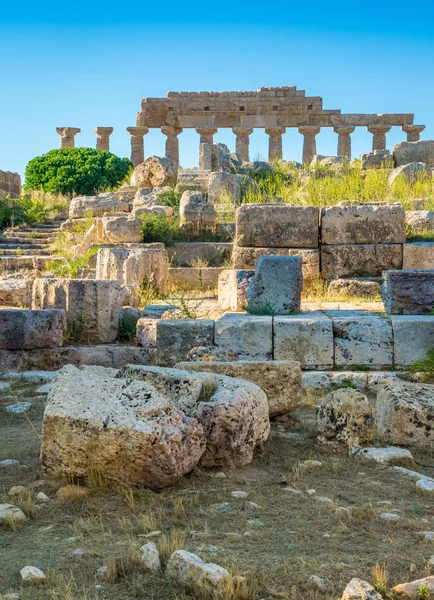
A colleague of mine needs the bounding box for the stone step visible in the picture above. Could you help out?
[0,242,51,250]
[0,256,60,272]
[0,236,54,245]
[0,248,52,256]
[4,230,59,238]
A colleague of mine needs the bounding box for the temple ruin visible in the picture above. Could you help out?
[56,86,425,165]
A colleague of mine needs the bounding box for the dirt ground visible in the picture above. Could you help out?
[1,379,434,600]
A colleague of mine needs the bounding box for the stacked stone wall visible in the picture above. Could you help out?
[0,170,21,198]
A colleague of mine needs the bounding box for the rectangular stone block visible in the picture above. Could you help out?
[0,279,33,308]
[274,312,334,369]
[382,270,434,315]
[156,319,215,366]
[167,242,233,267]
[0,309,66,350]
[175,360,303,416]
[233,246,319,280]
[218,269,254,311]
[321,205,406,245]
[246,256,302,315]
[403,243,434,270]
[392,316,434,368]
[168,267,223,290]
[333,315,393,369]
[235,204,319,248]
[214,314,272,360]
[32,278,123,343]
[321,244,402,279]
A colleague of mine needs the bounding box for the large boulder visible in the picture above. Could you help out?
[377,380,434,449]
[133,156,178,188]
[393,140,434,167]
[317,388,374,449]
[245,255,302,315]
[41,365,206,488]
[101,214,142,243]
[388,162,432,186]
[118,365,270,468]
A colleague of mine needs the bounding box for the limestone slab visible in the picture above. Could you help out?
[233,246,320,280]
[402,243,434,270]
[392,315,434,367]
[381,269,434,315]
[0,309,66,350]
[321,205,405,245]
[274,312,334,369]
[321,244,402,279]
[214,313,273,361]
[167,242,233,268]
[235,204,319,248]
[218,269,254,311]
[156,319,215,366]
[333,315,393,369]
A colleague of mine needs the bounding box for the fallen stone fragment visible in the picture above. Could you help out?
[416,479,434,493]
[6,402,32,414]
[380,513,400,521]
[0,503,26,525]
[0,459,20,468]
[36,492,50,503]
[231,491,248,499]
[389,466,434,483]
[353,447,414,467]
[68,549,90,560]
[20,566,46,582]
[166,550,230,588]
[308,575,328,593]
[140,542,161,571]
[341,578,383,600]
[392,576,434,599]
[417,531,434,541]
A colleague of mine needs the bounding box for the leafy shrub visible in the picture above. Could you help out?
[0,195,66,228]
[24,148,132,197]
[156,186,183,216]
[140,213,186,246]
[408,348,434,383]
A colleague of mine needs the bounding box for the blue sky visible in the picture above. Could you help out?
[1,0,434,180]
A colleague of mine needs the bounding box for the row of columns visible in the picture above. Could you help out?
[56,123,426,166]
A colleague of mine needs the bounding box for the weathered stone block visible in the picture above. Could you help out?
[156,319,215,366]
[69,193,129,219]
[168,267,222,290]
[245,256,302,315]
[274,312,334,369]
[208,172,242,204]
[179,191,217,239]
[403,243,434,270]
[101,214,142,243]
[327,278,381,299]
[405,210,434,233]
[0,279,33,307]
[32,279,123,343]
[167,242,233,268]
[321,244,402,279]
[381,270,434,314]
[360,150,391,169]
[233,247,320,280]
[214,314,273,361]
[235,204,319,248]
[392,316,434,367]
[389,162,432,186]
[133,156,178,188]
[96,245,169,292]
[321,205,405,245]
[218,269,254,311]
[175,360,303,417]
[0,309,66,350]
[377,380,434,449]
[333,315,393,369]
[393,140,434,167]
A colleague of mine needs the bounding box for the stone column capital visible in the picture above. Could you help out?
[333,126,355,135]
[367,124,392,135]
[195,125,218,136]
[56,127,81,138]
[265,126,286,136]
[298,125,320,136]
[94,127,113,152]
[402,124,425,134]
[232,126,253,137]
[126,126,149,138]
[161,126,183,137]
[94,127,113,136]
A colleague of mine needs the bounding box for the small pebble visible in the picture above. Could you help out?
[380,513,400,521]
[36,492,50,503]
[417,531,434,541]
[68,548,90,559]
[307,575,327,592]
[247,519,264,527]
[304,460,322,467]
[231,491,248,499]
[209,502,232,512]
[377,500,392,505]
[416,479,434,493]
[6,402,32,414]
[20,566,45,582]
[316,496,333,504]
[335,507,351,518]
[96,566,108,578]
[0,459,20,468]
[282,487,302,495]
[307,489,316,495]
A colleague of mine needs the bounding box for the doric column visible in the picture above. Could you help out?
[56,127,81,148]
[367,124,391,152]
[126,126,149,167]
[161,126,183,165]
[232,127,253,162]
[196,125,217,145]
[402,124,425,142]
[298,126,321,165]
[333,125,355,160]
[94,127,113,152]
[264,126,286,160]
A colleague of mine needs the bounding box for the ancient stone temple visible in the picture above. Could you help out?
[128,86,423,165]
